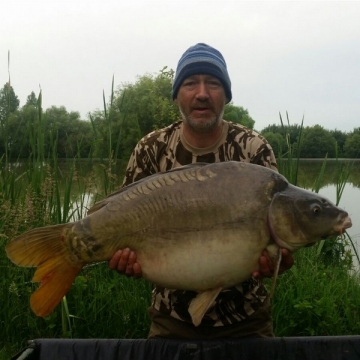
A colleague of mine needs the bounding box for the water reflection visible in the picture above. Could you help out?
[318,184,360,255]
[297,160,360,259]
[297,159,360,189]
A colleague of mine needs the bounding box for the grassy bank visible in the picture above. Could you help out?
[1,158,360,359]
[1,116,360,359]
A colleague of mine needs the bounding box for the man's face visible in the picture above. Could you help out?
[175,74,227,132]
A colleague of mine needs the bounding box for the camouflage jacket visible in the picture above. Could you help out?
[121,120,277,327]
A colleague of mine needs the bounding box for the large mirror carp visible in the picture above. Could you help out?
[6,161,352,326]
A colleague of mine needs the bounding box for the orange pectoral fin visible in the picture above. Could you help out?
[31,257,82,317]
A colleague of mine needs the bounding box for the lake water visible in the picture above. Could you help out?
[319,184,359,241]
[296,159,360,260]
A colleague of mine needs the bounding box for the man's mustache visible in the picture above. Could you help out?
[191,102,213,109]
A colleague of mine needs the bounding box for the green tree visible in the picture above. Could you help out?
[343,133,360,158]
[44,106,92,158]
[261,123,302,146]
[329,129,348,157]
[15,91,43,159]
[96,68,180,161]
[25,91,38,107]
[261,131,287,157]
[6,110,29,158]
[223,104,255,129]
[0,83,20,160]
[300,125,337,158]
[0,82,20,122]
[115,68,179,134]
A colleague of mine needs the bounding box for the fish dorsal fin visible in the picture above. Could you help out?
[266,244,282,298]
[87,163,210,215]
[188,287,222,326]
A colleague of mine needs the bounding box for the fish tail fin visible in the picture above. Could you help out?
[6,224,83,317]
[31,257,82,317]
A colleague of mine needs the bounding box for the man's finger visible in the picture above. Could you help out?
[108,249,122,270]
[132,263,142,278]
[125,251,137,275]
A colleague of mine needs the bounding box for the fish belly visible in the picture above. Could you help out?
[136,228,268,290]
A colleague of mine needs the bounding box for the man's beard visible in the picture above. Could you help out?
[179,106,224,133]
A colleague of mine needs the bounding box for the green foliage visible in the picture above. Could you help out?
[44,106,93,158]
[0,85,94,160]
[261,123,360,160]
[1,70,360,161]
[261,123,303,149]
[223,103,255,128]
[0,82,20,122]
[0,82,20,163]
[300,125,337,158]
[270,248,360,336]
[114,67,179,155]
[329,129,348,157]
[89,68,180,162]
[261,131,287,157]
[275,112,304,186]
[343,133,360,158]
[25,91,38,107]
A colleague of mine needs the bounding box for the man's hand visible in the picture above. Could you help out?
[108,248,142,278]
[252,248,294,279]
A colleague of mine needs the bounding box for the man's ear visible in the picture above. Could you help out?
[174,98,178,104]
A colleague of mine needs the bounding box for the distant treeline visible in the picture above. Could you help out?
[262,123,360,159]
[1,67,359,162]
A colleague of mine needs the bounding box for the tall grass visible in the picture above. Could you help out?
[270,246,360,336]
[0,80,144,358]
[1,106,360,359]
[276,111,304,185]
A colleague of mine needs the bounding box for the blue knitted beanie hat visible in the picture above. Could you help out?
[172,43,232,103]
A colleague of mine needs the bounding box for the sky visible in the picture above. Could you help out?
[2,0,360,132]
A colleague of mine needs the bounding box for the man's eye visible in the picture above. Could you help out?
[208,81,221,87]
[183,81,195,87]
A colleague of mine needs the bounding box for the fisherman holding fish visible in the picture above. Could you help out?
[109,43,295,339]
[6,43,351,339]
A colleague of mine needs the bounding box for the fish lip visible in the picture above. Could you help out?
[333,216,352,235]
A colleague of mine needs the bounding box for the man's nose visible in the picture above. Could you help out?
[195,82,209,100]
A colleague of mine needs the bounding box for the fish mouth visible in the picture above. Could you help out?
[333,216,352,235]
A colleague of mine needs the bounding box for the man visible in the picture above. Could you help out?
[109,43,293,339]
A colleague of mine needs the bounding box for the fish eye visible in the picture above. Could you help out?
[311,205,321,215]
